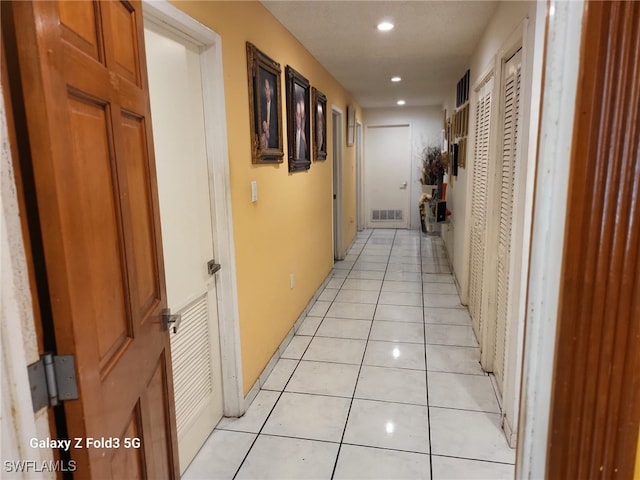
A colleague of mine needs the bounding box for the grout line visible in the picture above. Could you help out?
[430,452,516,466]
[421,231,435,480]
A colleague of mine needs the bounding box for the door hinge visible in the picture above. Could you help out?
[27,353,78,412]
[207,259,221,275]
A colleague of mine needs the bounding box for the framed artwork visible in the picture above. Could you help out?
[246,42,284,164]
[347,105,355,146]
[285,65,311,172]
[312,87,327,161]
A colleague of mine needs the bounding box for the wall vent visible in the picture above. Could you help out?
[371,209,403,221]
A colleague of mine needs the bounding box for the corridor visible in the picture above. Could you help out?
[183,229,515,479]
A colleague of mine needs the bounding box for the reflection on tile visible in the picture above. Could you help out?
[335,289,380,304]
[363,341,426,370]
[327,302,376,320]
[235,435,339,480]
[281,336,312,360]
[422,282,459,294]
[347,270,386,280]
[303,336,367,364]
[308,300,332,317]
[330,269,349,279]
[334,260,355,270]
[343,399,430,453]
[379,291,423,307]
[182,430,256,480]
[430,407,515,463]
[386,263,421,274]
[427,345,484,375]
[431,455,515,479]
[382,280,423,293]
[286,361,359,397]
[385,271,422,282]
[423,293,464,309]
[261,358,299,391]
[342,278,383,291]
[217,390,280,433]
[428,371,499,413]
[316,318,372,340]
[262,392,350,442]
[353,261,388,272]
[355,365,427,405]
[375,305,423,323]
[318,288,339,302]
[334,444,430,480]
[423,273,454,283]
[424,308,473,325]
[426,324,479,347]
[326,277,346,289]
[369,321,424,344]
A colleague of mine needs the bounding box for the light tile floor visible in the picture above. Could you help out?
[183,229,515,479]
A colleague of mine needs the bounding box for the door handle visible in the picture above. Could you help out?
[400,181,408,189]
[162,308,181,334]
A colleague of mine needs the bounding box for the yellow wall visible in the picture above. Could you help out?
[635,427,640,478]
[171,1,360,394]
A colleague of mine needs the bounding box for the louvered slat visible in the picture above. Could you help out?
[170,294,214,434]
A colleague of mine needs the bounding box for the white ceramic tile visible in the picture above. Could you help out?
[333,260,355,270]
[327,302,376,320]
[379,291,423,307]
[334,444,431,480]
[431,455,515,479]
[430,407,515,463]
[262,392,351,442]
[353,261,388,272]
[335,289,380,304]
[423,293,464,309]
[363,341,426,370]
[330,269,349,279]
[422,282,459,294]
[428,372,500,413]
[426,324,479,347]
[344,253,360,262]
[427,345,484,375]
[343,399,430,453]
[384,271,422,282]
[261,358,299,391]
[386,263,421,274]
[281,336,312,360]
[342,278,383,291]
[285,360,360,397]
[355,365,427,405]
[182,429,256,480]
[424,308,473,325]
[296,316,322,336]
[357,254,389,263]
[388,255,422,265]
[375,305,423,323]
[303,336,367,364]
[217,390,280,433]
[308,300,332,317]
[369,321,424,344]
[316,318,372,340]
[326,277,346,289]
[347,270,386,280]
[422,263,451,274]
[422,273,454,283]
[382,280,423,293]
[235,435,339,480]
[318,288,339,302]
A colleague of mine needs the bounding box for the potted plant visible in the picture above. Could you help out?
[419,145,449,197]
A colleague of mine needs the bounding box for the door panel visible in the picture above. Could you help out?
[365,124,411,229]
[6,1,179,477]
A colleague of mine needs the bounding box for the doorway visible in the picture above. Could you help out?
[356,121,364,231]
[332,106,344,260]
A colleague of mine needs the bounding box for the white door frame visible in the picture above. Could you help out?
[332,105,344,260]
[356,121,364,231]
[142,0,244,417]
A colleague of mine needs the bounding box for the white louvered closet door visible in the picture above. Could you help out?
[469,77,494,339]
[494,50,522,392]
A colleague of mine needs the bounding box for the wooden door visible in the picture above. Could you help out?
[547,1,640,477]
[4,1,179,477]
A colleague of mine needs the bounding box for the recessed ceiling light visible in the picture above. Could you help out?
[377,21,394,32]
[397,100,406,105]
[391,76,402,82]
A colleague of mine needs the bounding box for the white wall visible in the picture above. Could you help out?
[362,106,443,230]
[1,82,54,479]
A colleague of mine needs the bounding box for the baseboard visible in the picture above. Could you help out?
[503,414,518,449]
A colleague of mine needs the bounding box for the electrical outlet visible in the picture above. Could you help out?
[290,273,295,289]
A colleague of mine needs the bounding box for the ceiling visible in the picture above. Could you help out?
[262,1,499,108]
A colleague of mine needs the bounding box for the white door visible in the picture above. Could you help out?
[144,20,223,473]
[469,77,494,340]
[493,49,523,394]
[364,125,411,229]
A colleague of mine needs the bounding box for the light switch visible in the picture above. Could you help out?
[251,181,258,202]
